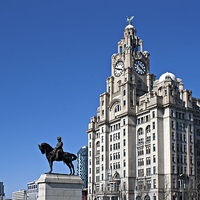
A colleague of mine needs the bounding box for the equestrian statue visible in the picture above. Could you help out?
[38,136,77,175]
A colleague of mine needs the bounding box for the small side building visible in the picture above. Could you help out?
[27,181,38,200]
[12,190,26,200]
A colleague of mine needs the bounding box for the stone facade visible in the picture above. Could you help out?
[87,24,200,200]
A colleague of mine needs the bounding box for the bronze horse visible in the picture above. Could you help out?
[38,142,77,174]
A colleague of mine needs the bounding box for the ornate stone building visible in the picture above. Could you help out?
[86,21,200,200]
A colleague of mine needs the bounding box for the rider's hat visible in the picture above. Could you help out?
[57,136,62,140]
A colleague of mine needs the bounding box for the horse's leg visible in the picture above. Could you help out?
[65,162,72,175]
[70,162,75,175]
[48,159,53,173]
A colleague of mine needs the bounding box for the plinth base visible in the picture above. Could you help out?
[36,173,83,200]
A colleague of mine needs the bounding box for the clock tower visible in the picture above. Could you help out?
[108,23,155,112]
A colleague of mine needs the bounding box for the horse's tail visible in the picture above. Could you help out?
[71,153,77,161]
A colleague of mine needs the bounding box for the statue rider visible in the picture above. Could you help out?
[52,136,63,160]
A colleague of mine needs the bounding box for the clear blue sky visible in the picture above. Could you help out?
[1,0,200,198]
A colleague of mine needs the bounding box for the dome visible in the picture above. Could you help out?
[125,24,134,29]
[159,72,177,82]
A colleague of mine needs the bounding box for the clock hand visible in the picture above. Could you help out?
[138,65,143,70]
[115,68,122,70]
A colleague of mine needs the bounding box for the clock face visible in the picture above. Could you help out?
[134,60,146,75]
[114,61,124,77]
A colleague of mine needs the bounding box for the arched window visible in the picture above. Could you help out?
[136,196,141,200]
[96,141,100,147]
[146,125,151,133]
[144,195,150,200]
[138,128,143,136]
[96,141,100,155]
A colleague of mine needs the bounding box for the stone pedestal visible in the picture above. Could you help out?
[36,173,83,200]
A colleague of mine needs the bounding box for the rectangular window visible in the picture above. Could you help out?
[189,124,192,132]
[146,168,151,176]
[118,142,120,149]
[146,157,151,165]
[190,135,193,143]
[173,166,175,174]
[171,110,174,117]
[123,149,126,157]
[173,179,176,188]
[153,179,156,189]
[118,132,120,140]
[123,129,126,136]
[153,166,156,174]
[153,155,156,163]
[152,111,155,118]
[172,132,174,140]
[108,173,111,180]
[153,133,155,140]
[123,100,126,106]
[124,170,126,178]
[171,121,175,129]
[153,122,155,129]
[138,181,144,190]
[123,182,126,190]
[138,169,144,177]
[153,144,156,151]
[172,154,175,162]
[146,180,151,189]
[123,159,126,167]
[190,145,193,154]
[96,167,100,173]
[138,147,144,156]
[146,145,151,154]
[172,143,175,151]
[123,119,126,125]
[138,158,144,166]
[123,139,126,146]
